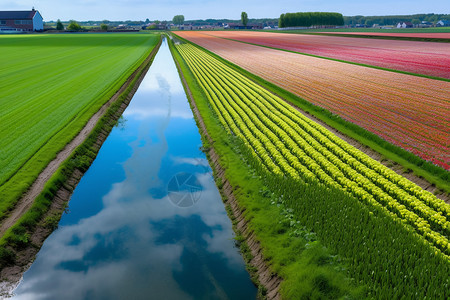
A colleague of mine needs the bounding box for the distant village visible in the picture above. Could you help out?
[0,9,449,33]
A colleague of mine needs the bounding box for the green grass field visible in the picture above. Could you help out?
[0,33,159,219]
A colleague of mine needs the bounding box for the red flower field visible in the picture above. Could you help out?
[176,31,450,169]
[317,31,450,39]
[201,31,450,79]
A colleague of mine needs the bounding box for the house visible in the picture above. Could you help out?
[0,9,43,32]
[436,20,450,27]
[396,22,413,28]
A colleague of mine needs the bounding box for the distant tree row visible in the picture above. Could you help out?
[279,12,344,28]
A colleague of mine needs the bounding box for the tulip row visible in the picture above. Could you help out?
[176,42,449,256]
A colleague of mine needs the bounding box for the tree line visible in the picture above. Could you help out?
[279,12,344,28]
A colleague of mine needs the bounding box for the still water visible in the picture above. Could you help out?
[13,37,257,299]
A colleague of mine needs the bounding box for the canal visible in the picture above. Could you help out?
[12,37,257,299]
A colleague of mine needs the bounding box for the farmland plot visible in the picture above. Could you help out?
[173,38,450,299]
[0,34,159,217]
[176,42,449,256]
[202,30,450,79]
[316,31,450,39]
[176,31,450,170]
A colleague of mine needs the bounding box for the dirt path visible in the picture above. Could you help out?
[0,39,162,294]
[172,45,282,299]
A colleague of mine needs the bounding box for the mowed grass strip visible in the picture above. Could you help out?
[0,33,159,218]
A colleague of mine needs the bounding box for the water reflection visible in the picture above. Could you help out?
[13,38,256,300]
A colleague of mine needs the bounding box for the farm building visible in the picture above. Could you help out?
[0,9,43,32]
[396,22,413,28]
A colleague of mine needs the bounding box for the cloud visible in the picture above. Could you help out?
[123,42,190,120]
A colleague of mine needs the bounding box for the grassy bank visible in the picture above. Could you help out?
[173,33,449,194]
[0,35,162,272]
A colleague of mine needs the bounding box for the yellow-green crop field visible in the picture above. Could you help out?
[0,33,159,219]
[174,40,450,299]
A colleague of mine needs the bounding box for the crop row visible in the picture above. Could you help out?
[176,31,450,170]
[176,42,449,256]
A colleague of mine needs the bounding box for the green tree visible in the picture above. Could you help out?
[100,23,108,31]
[67,20,81,31]
[278,12,344,28]
[241,11,248,26]
[56,19,64,30]
[279,14,285,28]
[365,19,374,27]
[173,15,185,26]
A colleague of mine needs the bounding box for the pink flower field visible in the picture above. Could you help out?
[202,31,450,79]
[317,31,450,39]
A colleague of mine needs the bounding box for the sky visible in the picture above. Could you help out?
[1,0,449,21]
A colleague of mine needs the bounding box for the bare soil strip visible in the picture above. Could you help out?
[0,39,162,293]
[172,47,282,299]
